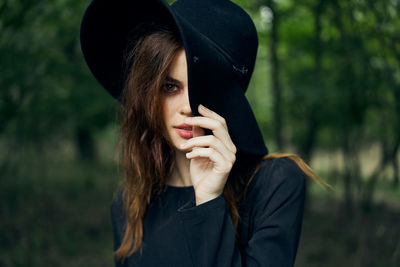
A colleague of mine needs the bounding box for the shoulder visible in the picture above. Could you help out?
[110,187,126,251]
[251,156,306,191]
[244,156,307,213]
[241,157,307,264]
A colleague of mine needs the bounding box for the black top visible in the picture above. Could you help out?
[110,157,306,267]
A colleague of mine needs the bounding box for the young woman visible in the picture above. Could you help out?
[80,0,328,266]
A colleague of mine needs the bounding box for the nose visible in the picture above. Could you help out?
[180,86,192,116]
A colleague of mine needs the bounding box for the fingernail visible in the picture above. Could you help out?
[180,143,186,148]
[199,104,206,110]
[184,117,191,123]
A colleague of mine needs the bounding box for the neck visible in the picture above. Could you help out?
[167,149,192,187]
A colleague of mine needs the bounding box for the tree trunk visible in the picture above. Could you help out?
[268,0,284,151]
[343,136,354,216]
[75,127,96,162]
[301,0,325,164]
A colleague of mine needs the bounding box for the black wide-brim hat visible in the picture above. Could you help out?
[80,0,268,157]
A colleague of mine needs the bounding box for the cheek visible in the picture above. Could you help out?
[162,99,173,125]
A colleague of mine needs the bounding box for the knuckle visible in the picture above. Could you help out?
[221,117,226,125]
[210,135,218,144]
[226,161,233,170]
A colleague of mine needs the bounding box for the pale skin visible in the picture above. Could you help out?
[162,48,237,205]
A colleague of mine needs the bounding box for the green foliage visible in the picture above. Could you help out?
[0,0,116,147]
[1,0,399,266]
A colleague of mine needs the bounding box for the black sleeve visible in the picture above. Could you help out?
[110,189,126,267]
[176,157,306,267]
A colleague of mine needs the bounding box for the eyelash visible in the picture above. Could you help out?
[163,83,180,93]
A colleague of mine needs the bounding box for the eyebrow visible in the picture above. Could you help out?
[166,76,182,84]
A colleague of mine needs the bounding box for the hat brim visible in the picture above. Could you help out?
[80,0,268,156]
[174,13,268,156]
[80,0,177,100]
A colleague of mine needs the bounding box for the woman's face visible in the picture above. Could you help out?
[162,48,204,152]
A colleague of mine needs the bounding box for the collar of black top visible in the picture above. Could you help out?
[80,0,268,157]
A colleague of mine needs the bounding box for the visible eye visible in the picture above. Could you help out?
[163,83,180,93]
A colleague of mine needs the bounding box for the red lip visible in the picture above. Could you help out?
[175,128,193,138]
[174,123,192,129]
[174,123,193,139]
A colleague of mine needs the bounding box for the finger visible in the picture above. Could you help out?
[193,124,205,138]
[181,135,236,163]
[186,147,233,173]
[184,116,237,154]
[197,104,228,130]
[190,125,205,154]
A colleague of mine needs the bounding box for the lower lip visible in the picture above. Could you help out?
[175,128,193,139]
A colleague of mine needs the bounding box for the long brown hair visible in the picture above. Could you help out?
[114,24,330,262]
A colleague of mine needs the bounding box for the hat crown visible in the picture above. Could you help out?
[171,0,258,91]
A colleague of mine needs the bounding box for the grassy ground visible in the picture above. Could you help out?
[1,138,399,266]
[296,182,400,267]
[1,158,117,266]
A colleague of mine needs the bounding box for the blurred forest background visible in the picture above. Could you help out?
[1,0,399,266]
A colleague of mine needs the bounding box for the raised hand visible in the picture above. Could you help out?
[180,104,237,205]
